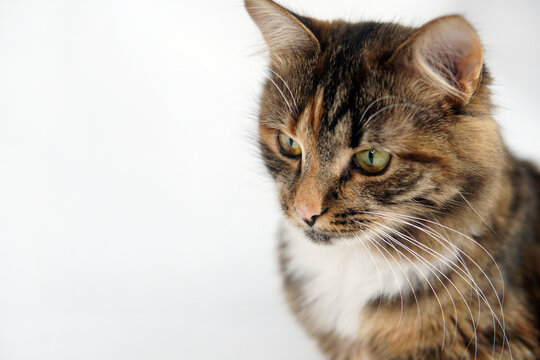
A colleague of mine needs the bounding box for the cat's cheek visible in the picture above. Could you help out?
[276,184,297,220]
[342,175,389,203]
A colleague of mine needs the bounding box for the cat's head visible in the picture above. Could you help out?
[246,0,504,244]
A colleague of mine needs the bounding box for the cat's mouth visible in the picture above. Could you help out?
[304,229,334,244]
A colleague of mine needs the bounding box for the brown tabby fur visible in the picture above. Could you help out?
[246,0,540,359]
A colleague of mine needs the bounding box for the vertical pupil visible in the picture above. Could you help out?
[289,138,294,148]
[368,150,374,164]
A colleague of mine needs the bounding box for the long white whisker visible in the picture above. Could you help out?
[266,74,294,114]
[361,102,425,130]
[361,224,449,350]
[402,218,504,360]
[359,95,401,125]
[365,211,511,359]
[415,214,495,359]
[372,220,480,358]
[457,188,509,357]
[374,211,505,308]
[372,225,459,351]
[363,226,423,328]
[268,69,298,113]
[417,213,486,358]
[369,211,504,310]
[357,233,385,318]
[457,191,500,240]
[362,227,405,326]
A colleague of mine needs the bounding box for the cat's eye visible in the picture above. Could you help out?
[277,131,302,157]
[353,149,391,175]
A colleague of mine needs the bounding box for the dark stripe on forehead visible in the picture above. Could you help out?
[317,22,387,143]
[323,81,351,131]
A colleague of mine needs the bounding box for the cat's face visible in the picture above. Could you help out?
[248,0,504,244]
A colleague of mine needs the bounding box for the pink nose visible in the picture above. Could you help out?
[294,202,327,227]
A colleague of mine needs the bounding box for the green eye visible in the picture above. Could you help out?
[277,132,302,157]
[353,149,391,174]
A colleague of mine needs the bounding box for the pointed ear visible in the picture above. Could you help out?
[389,16,483,104]
[244,0,320,63]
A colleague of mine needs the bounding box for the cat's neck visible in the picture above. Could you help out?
[279,221,456,339]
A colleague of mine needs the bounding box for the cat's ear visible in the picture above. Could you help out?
[244,0,320,63]
[389,15,483,104]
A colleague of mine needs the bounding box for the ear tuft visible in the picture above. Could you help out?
[244,0,320,62]
[391,16,483,103]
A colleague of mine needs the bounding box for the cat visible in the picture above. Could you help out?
[244,0,540,359]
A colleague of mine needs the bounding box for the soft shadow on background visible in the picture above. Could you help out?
[0,0,538,359]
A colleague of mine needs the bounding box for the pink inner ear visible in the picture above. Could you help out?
[455,38,483,95]
[412,16,484,102]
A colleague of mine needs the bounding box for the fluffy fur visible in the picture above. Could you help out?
[245,0,540,358]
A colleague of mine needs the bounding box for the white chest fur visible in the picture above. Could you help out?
[280,222,442,339]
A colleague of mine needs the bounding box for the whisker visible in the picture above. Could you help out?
[371,220,480,357]
[356,232,385,318]
[358,95,402,125]
[374,226,459,351]
[425,212,485,358]
[457,188,509,355]
[363,226,423,329]
[457,191,500,240]
[364,210,511,359]
[268,69,298,113]
[266,74,294,114]
[361,102,426,130]
[368,211,504,310]
[361,227,406,326]
[359,223,450,350]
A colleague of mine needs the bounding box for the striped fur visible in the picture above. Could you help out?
[246,1,540,358]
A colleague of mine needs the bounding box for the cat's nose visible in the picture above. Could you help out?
[294,202,328,227]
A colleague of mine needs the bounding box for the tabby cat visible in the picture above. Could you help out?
[245,0,540,359]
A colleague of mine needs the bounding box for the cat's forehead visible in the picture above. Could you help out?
[292,87,350,159]
[268,22,418,144]
[261,20,456,161]
[279,75,415,155]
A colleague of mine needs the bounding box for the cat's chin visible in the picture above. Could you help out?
[303,229,334,244]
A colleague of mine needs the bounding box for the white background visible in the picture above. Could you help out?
[0,0,538,359]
